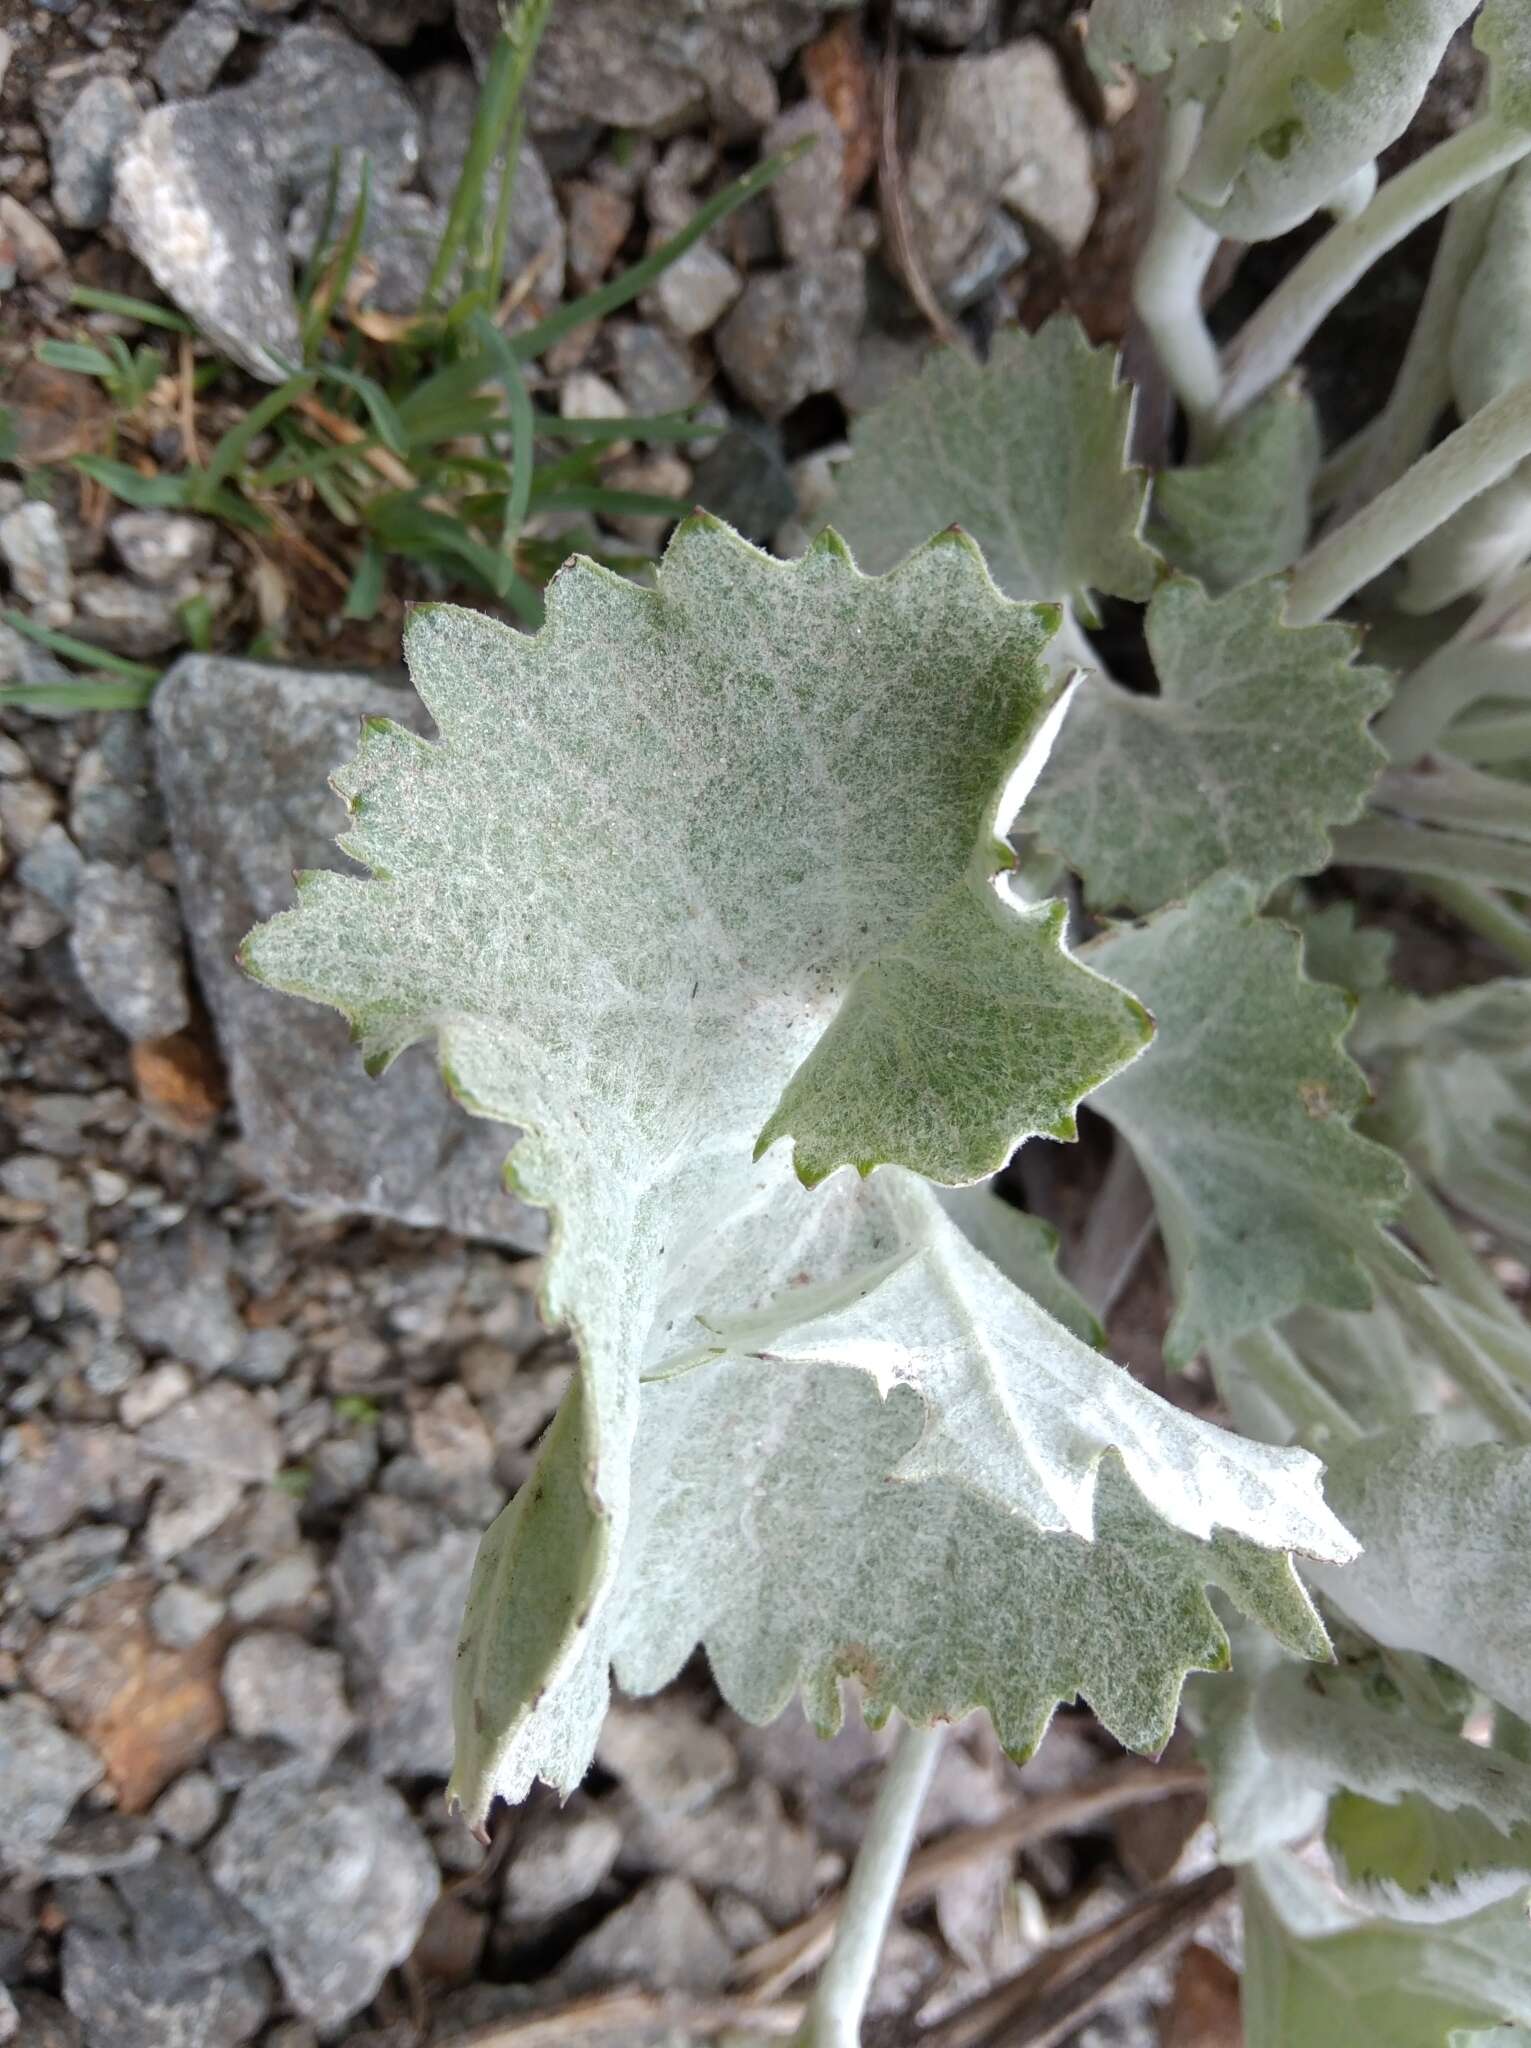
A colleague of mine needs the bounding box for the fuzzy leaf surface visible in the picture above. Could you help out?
[1479,0,1531,128]
[1088,877,1411,1362]
[1086,0,1279,78]
[1030,577,1389,914]
[825,317,1159,615]
[241,519,1158,1819]
[1182,0,1478,242]
[1309,1422,1531,1722]
[454,1162,1356,1813]
[1242,1859,1531,2048]
[1149,384,1320,593]
[938,1182,1102,1347]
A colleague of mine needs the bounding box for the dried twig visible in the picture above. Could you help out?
[437,1987,805,2046]
[732,1759,1206,1998]
[293,391,417,491]
[876,9,969,356]
[915,1863,1236,2048]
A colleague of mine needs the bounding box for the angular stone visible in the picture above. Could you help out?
[152,657,543,1245]
[114,1843,265,1976]
[112,101,301,384]
[244,24,419,200]
[109,511,217,587]
[0,1693,102,1861]
[330,0,450,44]
[151,0,243,99]
[16,1525,130,1619]
[594,1695,738,1816]
[70,573,191,659]
[149,1582,228,1650]
[559,1876,732,1994]
[715,252,866,418]
[329,1496,478,1778]
[895,0,992,44]
[222,1630,355,1762]
[140,1384,280,1484]
[208,1771,439,2030]
[69,864,189,1043]
[32,1813,161,1880]
[764,98,845,260]
[617,1777,818,1924]
[150,1769,223,1844]
[119,1220,245,1374]
[904,41,1096,288]
[691,420,796,543]
[563,179,635,291]
[61,1924,271,2048]
[0,501,73,625]
[646,241,743,338]
[458,0,825,137]
[500,1801,622,1924]
[51,76,141,228]
[0,194,65,280]
[610,319,698,416]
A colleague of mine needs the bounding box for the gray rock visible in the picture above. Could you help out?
[152,657,543,1245]
[563,178,635,291]
[140,1384,281,1483]
[145,1469,245,1564]
[246,24,420,200]
[3,1422,145,1541]
[222,1630,355,1762]
[764,98,845,260]
[208,1771,439,2029]
[0,193,65,280]
[8,1992,81,2048]
[617,1776,819,1924]
[0,501,73,625]
[61,1923,271,2048]
[501,1802,622,1924]
[110,511,217,587]
[70,739,161,864]
[15,1525,130,1619]
[51,76,141,228]
[715,253,866,418]
[33,1814,161,1879]
[942,205,1029,311]
[594,1696,738,1816]
[559,1876,732,1994]
[895,0,992,44]
[329,1496,478,1778]
[691,420,795,542]
[227,1547,319,1621]
[112,101,300,384]
[150,1769,223,1845]
[647,241,743,339]
[115,1843,265,1975]
[17,817,85,908]
[611,320,698,417]
[0,1694,102,1860]
[70,574,189,659]
[151,0,243,99]
[150,1582,228,1649]
[904,42,1096,287]
[458,0,823,137]
[70,862,189,1040]
[120,1221,245,1374]
[330,0,451,45]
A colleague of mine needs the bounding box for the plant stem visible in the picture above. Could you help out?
[1223,1328,1362,1445]
[1325,160,1378,222]
[1133,98,1223,436]
[1371,1258,1531,1443]
[1286,371,1531,624]
[1328,170,1506,520]
[1402,1182,1528,1330]
[1420,876,1531,970]
[1330,814,1531,894]
[1218,117,1531,428]
[1377,638,1531,765]
[1377,759,1531,841]
[798,1719,944,2048]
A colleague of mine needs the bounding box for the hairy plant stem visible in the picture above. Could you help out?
[1377,636,1531,765]
[1371,1259,1531,1444]
[1218,118,1531,429]
[1326,170,1506,520]
[798,1720,944,2048]
[1222,1328,1361,1447]
[1286,372,1531,625]
[1403,1183,1531,1332]
[1133,99,1223,438]
[1378,760,1531,841]
[1331,814,1531,895]
[1419,877,1531,971]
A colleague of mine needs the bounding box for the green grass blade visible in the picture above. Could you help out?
[511,138,810,362]
[343,538,386,621]
[198,372,317,494]
[2,607,160,683]
[314,360,407,456]
[481,0,556,303]
[469,312,534,547]
[36,340,116,378]
[301,158,372,359]
[296,149,344,311]
[535,485,693,519]
[364,493,544,621]
[0,676,156,711]
[68,285,194,333]
[73,455,195,511]
[307,461,361,525]
[176,590,215,653]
